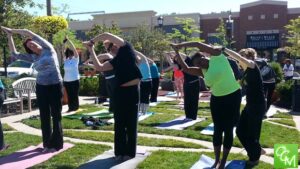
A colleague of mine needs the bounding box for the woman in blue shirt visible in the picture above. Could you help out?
[2,26,63,152]
[148,58,160,102]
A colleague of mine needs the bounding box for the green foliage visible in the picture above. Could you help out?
[0,0,37,65]
[270,61,284,83]
[86,24,122,54]
[126,24,170,59]
[31,16,68,39]
[276,80,293,108]
[53,29,83,64]
[1,76,15,97]
[168,17,202,42]
[168,17,203,54]
[215,18,228,47]
[53,29,82,49]
[285,17,300,58]
[79,77,99,96]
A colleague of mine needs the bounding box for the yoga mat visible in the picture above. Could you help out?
[200,123,237,137]
[107,112,154,124]
[0,143,74,169]
[157,97,176,102]
[156,116,205,130]
[199,92,211,102]
[64,112,113,120]
[79,149,149,169]
[102,102,110,106]
[158,90,171,96]
[84,109,109,115]
[190,154,246,169]
[149,102,159,107]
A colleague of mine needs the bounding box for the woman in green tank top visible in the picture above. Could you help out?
[171,42,241,169]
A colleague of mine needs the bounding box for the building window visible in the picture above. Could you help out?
[260,14,266,20]
[274,13,279,19]
[248,15,253,20]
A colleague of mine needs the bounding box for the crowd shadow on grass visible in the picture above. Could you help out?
[139,122,162,127]
[54,165,75,169]
[0,148,44,165]
[79,157,124,169]
[193,125,208,131]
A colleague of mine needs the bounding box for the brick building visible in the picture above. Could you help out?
[69,0,300,59]
[201,0,300,59]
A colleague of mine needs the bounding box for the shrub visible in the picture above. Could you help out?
[1,77,15,98]
[275,80,293,108]
[32,16,68,38]
[79,77,99,96]
[270,61,284,83]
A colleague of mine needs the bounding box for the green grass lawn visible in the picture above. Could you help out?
[260,122,300,147]
[0,132,41,156]
[2,123,14,131]
[22,103,300,148]
[30,143,111,169]
[268,119,296,127]
[64,130,205,149]
[0,131,111,169]
[271,111,293,119]
[138,150,273,169]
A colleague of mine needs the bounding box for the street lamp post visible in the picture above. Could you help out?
[226,14,234,48]
[157,16,164,28]
[157,16,164,74]
[46,0,52,16]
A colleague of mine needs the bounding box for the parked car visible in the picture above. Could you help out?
[0,59,37,78]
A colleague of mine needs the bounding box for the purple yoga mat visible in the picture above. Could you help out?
[0,143,74,169]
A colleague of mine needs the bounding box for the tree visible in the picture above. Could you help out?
[53,29,83,64]
[126,24,169,59]
[215,18,228,47]
[0,0,38,64]
[31,15,68,40]
[285,17,300,58]
[168,17,203,54]
[86,23,122,54]
[126,24,170,73]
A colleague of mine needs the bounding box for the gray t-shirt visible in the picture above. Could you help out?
[11,35,62,85]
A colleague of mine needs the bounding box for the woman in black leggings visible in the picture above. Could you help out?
[83,32,142,161]
[171,42,241,169]
[226,48,266,166]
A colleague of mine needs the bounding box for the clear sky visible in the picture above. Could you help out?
[27,0,300,20]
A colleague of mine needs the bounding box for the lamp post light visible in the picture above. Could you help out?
[157,16,164,28]
[226,14,234,48]
[157,16,164,74]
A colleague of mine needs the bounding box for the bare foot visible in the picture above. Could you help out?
[247,160,259,166]
[0,144,9,152]
[114,155,122,161]
[211,160,220,168]
[123,155,133,161]
[217,160,226,169]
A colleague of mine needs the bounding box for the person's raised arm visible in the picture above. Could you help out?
[147,58,154,65]
[224,48,255,70]
[10,28,53,50]
[1,26,18,54]
[171,47,204,77]
[171,42,221,56]
[97,53,113,63]
[83,42,113,72]
[90,32,124,47]
[64,37,79,58]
